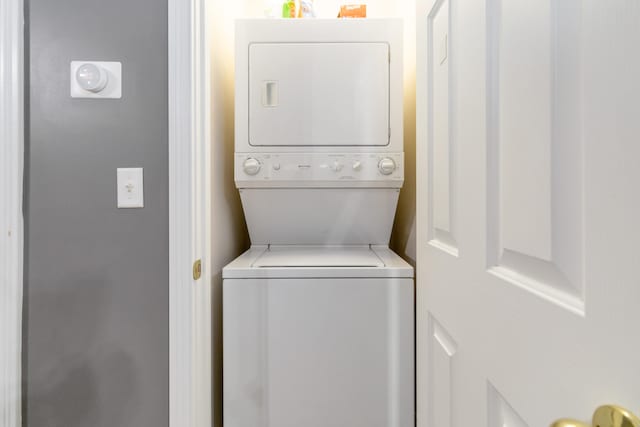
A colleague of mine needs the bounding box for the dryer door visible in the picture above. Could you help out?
[248,42,390,147]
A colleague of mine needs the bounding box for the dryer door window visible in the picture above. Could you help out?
[248,42,390,147]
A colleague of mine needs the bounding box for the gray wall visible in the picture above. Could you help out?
[23,0,169,426]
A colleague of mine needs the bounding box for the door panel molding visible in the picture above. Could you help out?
[486,0,585,315]
[427,0,459,257]
[488,382,529,427]
[427,314,458,427]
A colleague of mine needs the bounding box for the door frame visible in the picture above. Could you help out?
[168,0,213,426]
[0,0,24,425]
[1,0,212,425]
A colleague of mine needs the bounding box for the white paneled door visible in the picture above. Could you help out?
[416,1,640,426]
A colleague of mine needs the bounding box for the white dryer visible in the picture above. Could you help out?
[224,19,414,427]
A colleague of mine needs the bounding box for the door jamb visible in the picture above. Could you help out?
[168,0,213,426]
[0,0,24,426]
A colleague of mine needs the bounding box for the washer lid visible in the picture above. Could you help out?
[252,246,384,268]
[223,245,414,279]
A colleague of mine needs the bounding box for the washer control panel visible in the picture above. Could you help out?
[236,153,404,184]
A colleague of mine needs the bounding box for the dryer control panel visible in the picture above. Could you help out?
[235,153,404,188]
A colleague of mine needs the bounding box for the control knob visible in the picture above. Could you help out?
[352,161,362,171]
[331,160,344,172]
[243,157,261,175]
[378,157,396,175]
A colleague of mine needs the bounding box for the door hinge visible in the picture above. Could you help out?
[193,259,202,281]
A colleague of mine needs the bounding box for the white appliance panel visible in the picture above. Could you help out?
[223,277,414,427]
[240,188,399,245]
[235,152,404,188]
[249,42,390,147]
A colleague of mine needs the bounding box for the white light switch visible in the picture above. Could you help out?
[117,168,144,208]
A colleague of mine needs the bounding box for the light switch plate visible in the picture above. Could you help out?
[71,61,122,99]
[117,168,144,208]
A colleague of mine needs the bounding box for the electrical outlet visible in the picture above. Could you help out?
[117,168,144,208]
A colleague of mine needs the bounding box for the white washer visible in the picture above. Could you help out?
[225,19,414,427]
[223,246,414,427]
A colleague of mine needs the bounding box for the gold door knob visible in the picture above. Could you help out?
[552,420,590,427]
[552,405,640,427]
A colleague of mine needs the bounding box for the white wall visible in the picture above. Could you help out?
[208,3,416,424]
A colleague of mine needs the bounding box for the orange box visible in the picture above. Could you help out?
[338,4,367,18]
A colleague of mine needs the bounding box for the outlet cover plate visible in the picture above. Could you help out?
[117,167,144,208]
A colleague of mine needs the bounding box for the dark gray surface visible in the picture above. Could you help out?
[23,0,169,426]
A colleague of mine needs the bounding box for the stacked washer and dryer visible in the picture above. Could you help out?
[223,19,414,427]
